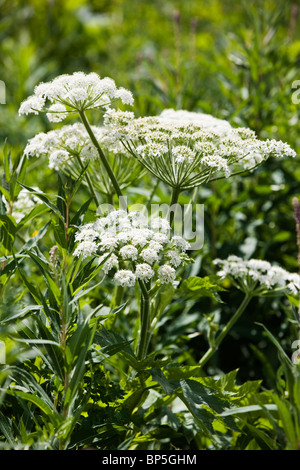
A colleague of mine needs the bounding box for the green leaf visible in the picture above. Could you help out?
[17,265,42,304]
[69,163,89,200]
[272,394,299,449]
[14,391,58,425]
[220,404,278,416]
[241,420,279,450]
[0,304,42,324]
[151,368,177,395]
[70,197,93,226]
[16,204,49,231]
[179,275,225,302]
[67,325,96,407]
[9,366,57,412]
[0,214,17,250]
[256,322,294,367]
[24,250,61,304]
[20,221,50,251]
[0,412,15,447]
[94,327,135,358]
[163,365,203,382]
[178,379,240,434]
[18,183,64,222]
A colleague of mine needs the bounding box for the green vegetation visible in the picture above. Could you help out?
[1,0,300,451]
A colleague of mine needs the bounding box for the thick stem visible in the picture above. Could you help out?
[137,280,151,360]
[169,186,181,228]
[199,293,253,368]
[79,111,123,201]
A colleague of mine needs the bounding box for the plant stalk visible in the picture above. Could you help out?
[169,186,181,228]
[199,293,253,368]
[79,110,123,201]
[137,280,151,360]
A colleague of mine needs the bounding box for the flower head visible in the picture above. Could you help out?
[19,72,134,120]
[213,255,300,295]
[101,108,296,190]
[73,209,192,287]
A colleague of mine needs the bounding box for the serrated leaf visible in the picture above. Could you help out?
[163,365,203,381]
[179,379,240,434]
[151,368,177,394]
[94,327,135,358]
[179,275,225,302]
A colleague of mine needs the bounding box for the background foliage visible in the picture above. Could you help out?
[1,0,300,450]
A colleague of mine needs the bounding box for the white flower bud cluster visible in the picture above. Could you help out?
[19,72,134,120]
[213,255,300,295]
[73,209,192,287]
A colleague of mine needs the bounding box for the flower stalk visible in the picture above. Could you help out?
[199,293,253,368]
[79,110,123,201]
[168,186,181,228]
[137,280,151,360]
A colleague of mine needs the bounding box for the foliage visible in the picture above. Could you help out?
[1,0,300,451]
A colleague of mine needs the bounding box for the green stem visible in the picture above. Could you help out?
[75,154,101,207]
[110,285,124,310]
[79,110,123,201]
[137,280,151,360]
[169,186,181,228]
[199,293,253,368]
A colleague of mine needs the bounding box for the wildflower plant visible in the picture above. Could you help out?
[196,256,300,369]
[0,70,299,450]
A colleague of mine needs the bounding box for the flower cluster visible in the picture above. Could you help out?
[22,121,142,194]
[101,109,296,189]
[23,122,104,170]
[73,209,192,287]
[18,72,134,119]
[213,255,300,295]
[158,108,233,134]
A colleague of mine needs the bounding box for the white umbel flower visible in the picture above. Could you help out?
[19,71,134,118]
[105,109,296,190]
[73,240,98,259]
[214,255,300,295]
[158,265,176,284]
[19,96,45,116]
[140,247,160,265]
[73,209,192,287]
[120,245,139,261]
[114,269,136,287]
[23,123,102,170]
[135,263,155,281]
[171,235,191,251]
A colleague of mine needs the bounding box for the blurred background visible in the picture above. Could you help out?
[1,0,300,145]
[1,0,300,383]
